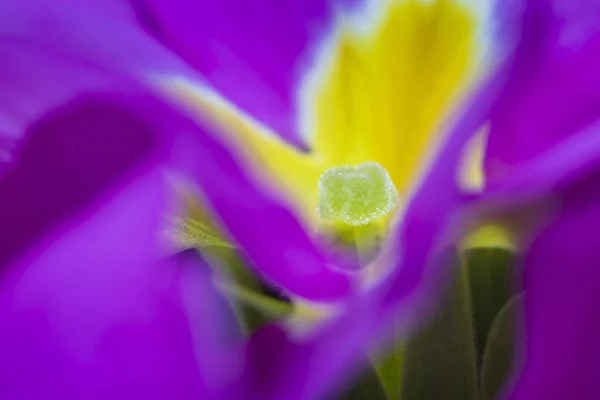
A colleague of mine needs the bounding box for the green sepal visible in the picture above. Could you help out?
[480,293,524,400]
[332,356,388,400]
[400,250,479,400]
[372,339,405,399]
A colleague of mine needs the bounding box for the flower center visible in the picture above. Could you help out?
[317,162,399,226]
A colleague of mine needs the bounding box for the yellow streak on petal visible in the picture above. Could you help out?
[310,0,476,195]
[164,79,325,220]
[458,125,487,192]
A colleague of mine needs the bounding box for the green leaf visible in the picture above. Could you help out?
[480,293,524,400]
[400,250,479,400]
[464,247,517,368]
[333,357,388,400]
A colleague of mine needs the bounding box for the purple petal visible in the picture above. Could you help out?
[0,94,219,398]
[130,0,358,145]
[0,92,176,268]
[483,117,600,201]
[0,0,191,76]
[0,40,122,167]
[507,176,600,399]
[233,296,379,400]
[486,0,600,183]
[0,0,196,163]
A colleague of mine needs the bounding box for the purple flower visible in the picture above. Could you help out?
[5,0,598,399]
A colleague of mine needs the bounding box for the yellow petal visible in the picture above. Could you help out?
[307,0,477,195]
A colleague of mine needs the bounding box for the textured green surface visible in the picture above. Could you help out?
[171,217,234,249]
[317,162,399,226]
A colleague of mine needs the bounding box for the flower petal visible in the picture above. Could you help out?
[486,0,600,185]
[0,0,191,77]
[131,0,357,143]
[0,94,216,399]
[0,0,196,163]
[507,176,600,399]
[239,302,378,400]
[0,40,122,169]
[484,117,600,199]
[0,91,178,268]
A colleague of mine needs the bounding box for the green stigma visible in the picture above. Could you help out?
[317,162,399,226]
